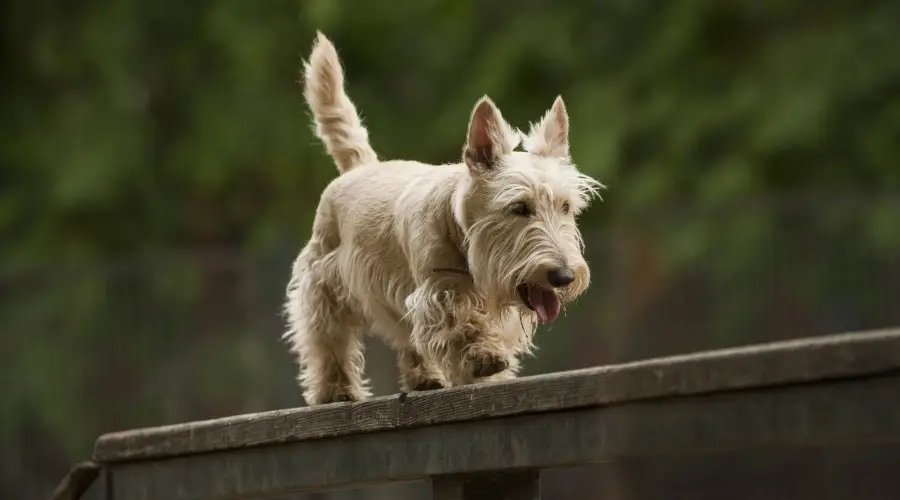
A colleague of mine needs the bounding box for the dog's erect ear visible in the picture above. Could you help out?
[463,96,518,171]
[523,96,569,158]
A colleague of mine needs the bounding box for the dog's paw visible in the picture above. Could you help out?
[414,379,446,391]
[329,393,357,404]
[478,369,517,383]
[468,351,509,378]
[304,383,370,406]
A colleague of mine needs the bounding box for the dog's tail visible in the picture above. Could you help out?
[304,32,378,174]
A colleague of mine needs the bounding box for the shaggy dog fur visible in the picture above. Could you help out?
[284,32,604,405]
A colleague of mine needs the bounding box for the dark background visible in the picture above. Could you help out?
[3,1,900,498]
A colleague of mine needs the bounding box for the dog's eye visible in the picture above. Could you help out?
[509,202,532,217]
[561,202,570,215]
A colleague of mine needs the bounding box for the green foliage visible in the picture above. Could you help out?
[4,0,899,264]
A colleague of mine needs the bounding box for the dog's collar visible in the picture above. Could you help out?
[432,206,471,277]
[432,266,469,276]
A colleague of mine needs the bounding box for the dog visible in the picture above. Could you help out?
[283,32,604,405]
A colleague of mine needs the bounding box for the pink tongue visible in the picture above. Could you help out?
[528,286,561,323]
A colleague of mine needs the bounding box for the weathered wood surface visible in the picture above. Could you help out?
[94,328,900,463]
[106,374,900,500]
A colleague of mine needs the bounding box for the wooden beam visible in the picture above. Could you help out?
[50,461,101,500]
[104,374,900,499]
[94,328,900,463]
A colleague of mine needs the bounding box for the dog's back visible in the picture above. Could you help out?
[302,31,464,316]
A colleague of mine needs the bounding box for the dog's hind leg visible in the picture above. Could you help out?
[285,248,370,406]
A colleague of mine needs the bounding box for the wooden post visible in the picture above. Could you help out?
[50,461,101,500]
[433,471,541,500]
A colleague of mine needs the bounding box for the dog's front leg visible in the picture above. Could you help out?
[397,347,448,392]
[454,346,520,386]
[406,276,509,382]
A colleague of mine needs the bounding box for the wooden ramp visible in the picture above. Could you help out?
[62,328,900,500]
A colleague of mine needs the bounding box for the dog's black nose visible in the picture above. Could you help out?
[547,266,575,288]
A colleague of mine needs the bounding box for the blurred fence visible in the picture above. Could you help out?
[4,194,900,500]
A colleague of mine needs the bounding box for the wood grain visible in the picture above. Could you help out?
[105,374,900,499]
[94,328,900,463]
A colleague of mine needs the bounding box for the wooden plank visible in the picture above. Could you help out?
[51,461,102,500]
[433,471,541,500]
[93,328,900,462]
[105,373,900,500]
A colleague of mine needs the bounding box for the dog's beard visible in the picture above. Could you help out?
[465,218,587,323]
[466,221,526,314]
[468,219,561,323]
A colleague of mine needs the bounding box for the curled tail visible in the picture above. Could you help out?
[304,32,378,174]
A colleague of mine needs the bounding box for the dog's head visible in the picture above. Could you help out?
[454,96,604,323]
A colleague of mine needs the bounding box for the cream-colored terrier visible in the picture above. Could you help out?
[284,32,604,405]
